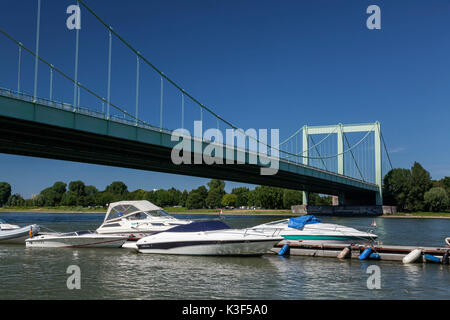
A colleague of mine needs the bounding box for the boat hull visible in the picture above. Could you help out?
[282,235,376,245]
[138,238,281,256]
[26,234,127,248]
[0,225,40,244]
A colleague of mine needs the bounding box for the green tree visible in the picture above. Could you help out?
[128,189,148,200]
[32,194,45,207]
[206,188,223,208]
[0,182,11,206]
[383,168,412,211]
[424,187,448,212]
[206,179,225,208]
[68,180,86,198]
[207,180,225,194]
[253,186,283,209]
[145,190,158,205]
[6,194,25,207]
[185,191,205,209]
[407,162,432,211]
[180,190,189,207]
[61,192,77,206]
[221,194,237,207]
[195,186,208,201]
[435,177,450,197]
[247,189,258,207]
[167,188,182,206]
[85,185,98,196]
[282,189,303,209]
[83,185,99,207]
[52,182,67,195]
[40,182,67,206]
[232,187,249,208]
[105,181,128,196]
[95,192,117,207]
[154,189,171,207]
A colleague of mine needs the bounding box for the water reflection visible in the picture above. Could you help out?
[0,212,449,299]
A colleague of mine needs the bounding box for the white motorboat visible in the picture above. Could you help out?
[0,219,40,244]
[96,201,191,243]
[25,230,127,248]
[136,220,284,256]
[250,215,378,245]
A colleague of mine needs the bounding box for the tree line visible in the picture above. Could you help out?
[0,179,332,210]
[383,162,449,212]
[2,161,444,212]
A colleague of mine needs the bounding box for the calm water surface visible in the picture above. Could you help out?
[0,212,449,300]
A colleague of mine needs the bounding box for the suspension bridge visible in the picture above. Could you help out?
[0,0,393,207]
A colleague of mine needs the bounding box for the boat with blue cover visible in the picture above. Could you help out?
[136,220,283,256]
[250,215,377,245]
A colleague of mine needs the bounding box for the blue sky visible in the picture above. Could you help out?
[0,0,449,197]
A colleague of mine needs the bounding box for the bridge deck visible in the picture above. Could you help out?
[0,90,378,203]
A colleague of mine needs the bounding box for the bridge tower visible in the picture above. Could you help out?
[302,122,382,205]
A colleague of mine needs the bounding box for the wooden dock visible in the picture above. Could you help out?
[270,241,450,262]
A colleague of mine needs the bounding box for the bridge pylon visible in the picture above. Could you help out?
[301,122,382,206]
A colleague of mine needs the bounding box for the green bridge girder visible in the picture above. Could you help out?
[0,93,380,204]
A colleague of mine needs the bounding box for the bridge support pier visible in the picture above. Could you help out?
[302,191,309,206]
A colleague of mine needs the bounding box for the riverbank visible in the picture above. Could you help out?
[0,206,292,216]
[0,206,449,218]
[382,212,450,219]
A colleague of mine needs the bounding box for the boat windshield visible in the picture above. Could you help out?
[104,201,171,222]
[106,204,141,221]
[0,219,6,224]
[60,230,94,237]
[147,209,172,218]
[264,219,289,226]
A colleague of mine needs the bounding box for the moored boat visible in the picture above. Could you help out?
[250,215,378,245]
[136,220,283,256]
[96,200,192,242]
[25,230,128,248]
[0,219,40,244]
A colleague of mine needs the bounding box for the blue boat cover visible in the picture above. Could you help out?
[288,215,322,230]
[166,220,231,233]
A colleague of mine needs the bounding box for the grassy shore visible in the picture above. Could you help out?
[0,206,292,216]
[166,207,292,216]
[382,211,450,218]
[0,206,449,218]
[0,206,106,213]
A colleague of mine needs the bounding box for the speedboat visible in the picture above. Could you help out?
[96,201,191,241]
[25,230,127,248]
[250,215,377,245]
[0,219,40,244]
[136,220,284,256]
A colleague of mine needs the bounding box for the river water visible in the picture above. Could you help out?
[0,212,448,300]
